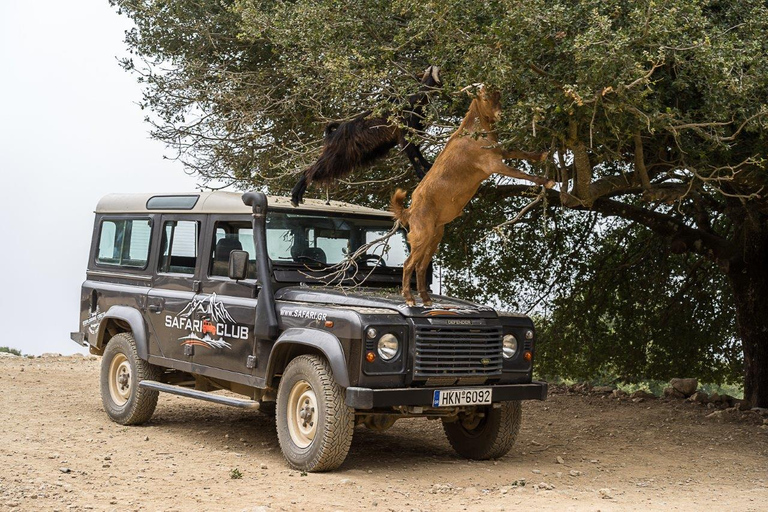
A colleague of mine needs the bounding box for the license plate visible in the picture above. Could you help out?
[432,388,492,407]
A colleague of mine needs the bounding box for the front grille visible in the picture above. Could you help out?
[414,324,503,380]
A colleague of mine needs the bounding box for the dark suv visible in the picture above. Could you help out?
[71,191,546,471]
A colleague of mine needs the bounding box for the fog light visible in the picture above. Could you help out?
[502,334,518,359]
[377,333,399,361]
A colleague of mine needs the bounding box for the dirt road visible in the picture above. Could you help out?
[1,354,766,511]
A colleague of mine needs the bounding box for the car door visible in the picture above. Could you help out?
[191,216,259,375]
[146,216,205,363]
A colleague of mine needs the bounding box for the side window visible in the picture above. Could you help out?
[210,222,256,278]
[159,220,199,274]
[96,219,152,268]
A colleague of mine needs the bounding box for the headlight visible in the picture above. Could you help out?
[502,334,518,359]
[377,333,399,361]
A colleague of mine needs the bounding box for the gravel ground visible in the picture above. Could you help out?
[1,354,766,511]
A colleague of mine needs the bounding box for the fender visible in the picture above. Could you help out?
[96,305,150,361]
[267,328,350,388]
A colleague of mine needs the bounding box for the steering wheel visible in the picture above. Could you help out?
[357,254,387,267]
[295,255,326,266]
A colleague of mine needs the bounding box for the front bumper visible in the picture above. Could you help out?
[345,381,548,409]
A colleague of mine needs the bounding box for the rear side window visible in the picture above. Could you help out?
[96,219,152,268]
[159,220,199,274]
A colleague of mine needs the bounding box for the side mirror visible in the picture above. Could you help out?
[228,250,249,281]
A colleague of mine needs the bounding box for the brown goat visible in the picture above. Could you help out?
[391,85,553,306]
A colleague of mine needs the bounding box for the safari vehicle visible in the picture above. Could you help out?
[71,191,547,471]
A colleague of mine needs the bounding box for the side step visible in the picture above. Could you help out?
[139,380,260,410]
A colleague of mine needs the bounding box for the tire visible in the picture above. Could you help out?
[276,354,354,471]
[100,332,162,425]
[442,401,522,460]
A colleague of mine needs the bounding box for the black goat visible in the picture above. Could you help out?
[290,65,442,207]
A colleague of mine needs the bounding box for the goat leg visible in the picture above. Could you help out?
[290,174,309,207]
[400,136,431,179]
[490,159,556,188]
[401,257,417,307]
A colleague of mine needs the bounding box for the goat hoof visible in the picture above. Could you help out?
[405,299,416,307]
[422,300,433,307]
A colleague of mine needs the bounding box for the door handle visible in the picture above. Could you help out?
[148,304,162,314]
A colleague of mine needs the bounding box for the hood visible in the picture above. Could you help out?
[274,286,498,318]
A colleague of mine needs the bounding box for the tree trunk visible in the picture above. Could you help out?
[726,218,768,407]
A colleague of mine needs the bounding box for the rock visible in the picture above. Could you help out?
[719,394,736,407]
[259,463,267,470]
[592,386,614,393]
[531,469,541,474]
[59,468,71,474]
[0,352,20,358]
[664,387,686,399]
[556,456,565,464]
[339,478,355,485]
[740,410,763,425]
[631,389,655,400]
[737,400,752,411]
[612,389,628,399]
[687,391,709,403]
[599,488,613,499]
[569,470,581,477]
[41,352,62,358]
[669,378,698,397]
[537,482,555,490]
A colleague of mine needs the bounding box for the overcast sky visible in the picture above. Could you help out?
[0,1,200,355]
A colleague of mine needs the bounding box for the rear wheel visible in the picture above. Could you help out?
[100,332,162,425]
[276,355,354,471]
[442,401,522,459]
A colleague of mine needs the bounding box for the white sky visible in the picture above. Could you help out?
[0,1,200,355]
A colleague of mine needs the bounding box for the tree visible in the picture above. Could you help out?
[111,0,768,405]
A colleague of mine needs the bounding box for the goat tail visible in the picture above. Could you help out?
[390,188,410,227]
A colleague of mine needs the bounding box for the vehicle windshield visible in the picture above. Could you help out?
[266,211,409,267]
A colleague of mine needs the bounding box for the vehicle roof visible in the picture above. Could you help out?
[95,191,393,217]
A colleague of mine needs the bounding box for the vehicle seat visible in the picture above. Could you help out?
[212,235,243,276]
[215,235,243,261]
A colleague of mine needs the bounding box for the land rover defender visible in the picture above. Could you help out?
[71,191,547,471]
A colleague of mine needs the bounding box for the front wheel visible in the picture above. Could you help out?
[100,332,162,425]
[442,401,522,459]
[276,355,354,471]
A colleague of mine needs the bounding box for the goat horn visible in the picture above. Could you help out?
[431,66,441,84]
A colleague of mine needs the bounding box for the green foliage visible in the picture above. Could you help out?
[230,468,243,479]
[0,346,22,356]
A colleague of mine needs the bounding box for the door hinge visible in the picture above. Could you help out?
[184,344,194,357]
[246,355,257,369]
[193,280,202,293]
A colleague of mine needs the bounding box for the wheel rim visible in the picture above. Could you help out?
[457,407,489,437]
[108,353,132,406]
[286,379,318,449]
